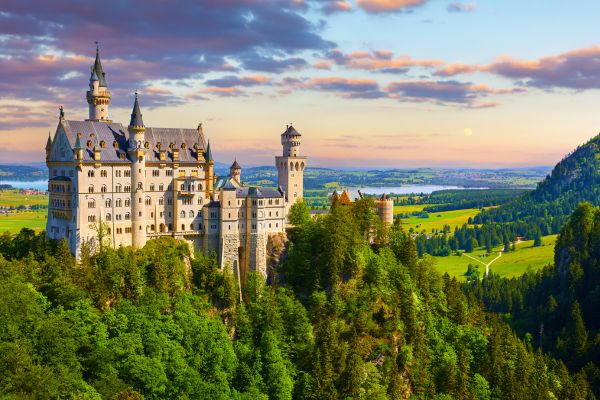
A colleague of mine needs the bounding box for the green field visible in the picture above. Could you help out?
[433,234,557,280]
[393,204,429,214]
[0,189,48,207]
[400,208,480,232]
[0,210,47,234]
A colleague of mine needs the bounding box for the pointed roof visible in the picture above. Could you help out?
[93,46,107,87]
[230,159,241,170]
[282,124,301,136]
[90,68,99,82]
[205,140,213,162]
[339,190,352,205]
[73,134,82,150]
[129,92,144,127]
[45,132,52,149]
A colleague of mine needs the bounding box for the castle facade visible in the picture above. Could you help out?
[45,48,305,278]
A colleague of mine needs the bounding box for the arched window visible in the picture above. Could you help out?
[145,197,151,206]
[189,210,194,218]
[101,185,107,193]
[106,213,111,221]
[125,212,130,220]
[88,170,94,177]
[160,223,165,233]
[88,199,95,208]
[116,184,122,192]
[151,224,155,231]
[88,185,94,193]
[100,170,107,177]
[190,224,194,230]
[105,199,112,207]
[115,198,122,207]
[180,210,186,218]
[181,224,185,231]
[125,199,130,207]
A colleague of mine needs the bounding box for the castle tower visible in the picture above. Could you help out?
[86,46,111,121]
[375,193,394,226]
[45,132,52,163]
[275,124,306,206]
[204,141,214,198]
[127,93,147,248]
[230,159,241,183]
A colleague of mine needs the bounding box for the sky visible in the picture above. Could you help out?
[1,0,600,168]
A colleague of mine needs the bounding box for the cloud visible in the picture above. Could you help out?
[205,75,272,88]
[237,53,308,72]
[202,87,248,97]
[486,46,600,89]
[386,80,522,106]
[433,46,600,90]
[304,77,386,98]
[447,2,478,13]
[309,0,353,14]
[356,0,429,14]
[324,49,442,73]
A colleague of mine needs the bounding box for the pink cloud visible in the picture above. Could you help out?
[325,49,442,73]
[356,0,429,14]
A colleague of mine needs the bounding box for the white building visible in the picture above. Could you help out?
[45,48,306,278]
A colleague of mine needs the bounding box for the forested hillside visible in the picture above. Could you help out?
[0,201,593,399]
[475,134,600,235]
[465,202,600,395]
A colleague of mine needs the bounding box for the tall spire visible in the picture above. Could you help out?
[93,44,107,87]
[205,140,213,162]
[129,92,144,127]
[45,131,52,150]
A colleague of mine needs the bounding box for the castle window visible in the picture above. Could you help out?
[167,198,172,205]
[124,185,131,192]
[159,184,164,191]
[88,170,95,177]
[88,215,96,222]
[113,141,118,149]
[116,184,122,192]
[156,142,161,150]
[276,223,278,228]
[169,143,174,149]
[190,224,193,230]
[116,199,122,207]
[275,199,279,205]
[125,212,130,220]
[159,198,164,205]
[126,227,132,233]
[106,213,111,221]
[151,224,155,231]
[152,170,159,177]
[87,140,93,148]
[228,213,231,218]
[101,185,107,193]
[180,184,185,190]
[276,212,278,217]
[181,224,185,231]
[168,223,172,231]
[105,199,111,207]
[137,182,142,189]
[100,140,106,148]
[88,185,94,193]
[116,170,121,177]
[116,214,121,221]
[125,199,130,206]
[144,142,150,149]
[145,198,151,206]
[100,170,107,177]
[198,184,203,191]
[189,210,194,218]
[269,223,271,228]
[181,143,186,149]
[149,184,155,191]
[180,211,185,218]
[124,170,131,177]
[269,212,271,217]
[167,184,172,191]
[197,198,202,205]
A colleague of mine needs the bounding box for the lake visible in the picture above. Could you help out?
[355,185,483,195]
[0,180,48,191]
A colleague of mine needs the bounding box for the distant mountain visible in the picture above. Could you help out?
[0,164,47,181]
[475,134,600,232]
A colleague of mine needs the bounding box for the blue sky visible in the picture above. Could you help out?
[1,0,600,168]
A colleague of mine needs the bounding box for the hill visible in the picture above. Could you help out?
[475,134,600,234]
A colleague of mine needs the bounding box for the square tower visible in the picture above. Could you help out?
[275,124,306,207]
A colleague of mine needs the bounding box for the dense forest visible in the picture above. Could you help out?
[0,199,594,399]
[475,134,600,235]
[420,189,530,213]
[465,202,600,395]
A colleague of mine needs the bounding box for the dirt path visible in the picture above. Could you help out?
[462,251,503,276]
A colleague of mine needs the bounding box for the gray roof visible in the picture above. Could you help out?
[236,186,283,199]
[282,125,301,136]
[230,159,241,170]
[93,48,107,87]
[129,93,144,127]
[61,120,206,164]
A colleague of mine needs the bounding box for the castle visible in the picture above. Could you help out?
[45,48,306,278]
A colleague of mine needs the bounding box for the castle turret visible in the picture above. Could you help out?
[45,132,52,162]
[375,193,394,226]
[127,93,146,248]
[275,124,306,207]
[86,46,111,121]
[204,140,214,198]
[230,159,241,183]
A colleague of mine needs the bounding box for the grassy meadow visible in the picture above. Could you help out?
[433,234,557,281]
[399,208,481,232]
[0,189,48,234]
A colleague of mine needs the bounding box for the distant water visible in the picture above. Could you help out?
[0,180,47,191]
[355,185,481,195]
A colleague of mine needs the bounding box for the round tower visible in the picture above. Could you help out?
[230,159,241,182]
[275,124,307,206]
[376,193,394,226]
[127,93,147,248]
[86,46,111,121]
